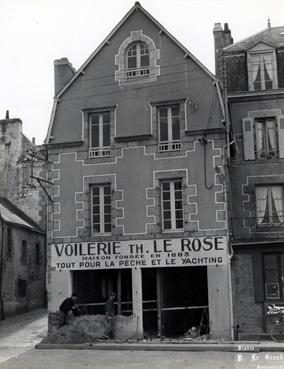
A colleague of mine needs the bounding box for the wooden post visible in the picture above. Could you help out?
[156,269,162,337]
[131,267,143,339]
[117,270,122,315]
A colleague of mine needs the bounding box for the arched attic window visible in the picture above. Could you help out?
[115,30,160,85]
[126,42,150,76]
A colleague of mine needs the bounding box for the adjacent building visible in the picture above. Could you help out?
[45,3,232,339]
[0,114,46,318]
[214,22,284,339]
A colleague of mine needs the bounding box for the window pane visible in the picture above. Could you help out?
[163,210,171,220]
[103,123,110,146]
[141,54,149,67]
[162,191,170,201]
[128,56,137,69]
[104,186,111,195]
[164,220,171,229]
[159,119,168,142]
[163,201,171,210]
[172,117,180,140]
[174,181,182,191]
[90,114,99,124]
[175,201,183,210]
[175,210,183,219]
[103,112,110,123]
[159,108,168,118]
[171,106,180,117]
[93,215,100,223]
[91,124,99,147]
[176,219,183,229]
[162,182,170,191]
[104,224,111,233]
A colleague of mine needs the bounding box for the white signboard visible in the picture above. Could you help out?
[51,236,228,271]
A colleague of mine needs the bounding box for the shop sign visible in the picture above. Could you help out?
[51,236,228,271]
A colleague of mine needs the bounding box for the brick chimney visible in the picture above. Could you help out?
[54,58,76,95]
[213,23,233,83]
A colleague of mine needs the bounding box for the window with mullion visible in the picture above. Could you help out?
[255,117,278,159]
[161,180,184,231]
[92,185,112,234]
[250,52,275,91]
[127,42,149,70]
[256,184,284,225]
[158,105,180,144]
[90,112,110,148]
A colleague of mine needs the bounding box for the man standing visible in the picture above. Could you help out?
[104,292,116,338]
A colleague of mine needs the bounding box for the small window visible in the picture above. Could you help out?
[255,117,278,159]
[21,240,27,265]
[18,279,27,298]
[161,179,184,231]
[35,243,40,265]
[158,105,181,152]
[256,185,284,225]
[89,111,111,158]
[264,253,284,299]
[7,227,12,261]
[91,184,112,234]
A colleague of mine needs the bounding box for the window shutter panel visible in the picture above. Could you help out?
[277,115,284,158]
[252,252,264,302]
[242,117,255,160]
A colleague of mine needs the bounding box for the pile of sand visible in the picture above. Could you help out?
[43,315,107,344]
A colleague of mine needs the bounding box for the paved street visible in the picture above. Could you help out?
[0,309,283,369]
[0,349,284,369]
[0,309,47,364]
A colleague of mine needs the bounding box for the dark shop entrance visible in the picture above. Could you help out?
[72,269,132,315]
[142,267,208,337]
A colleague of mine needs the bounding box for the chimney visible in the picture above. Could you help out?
[54,58,76,95]
[213,22,233,82]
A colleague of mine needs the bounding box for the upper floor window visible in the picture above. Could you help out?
[115,30,160,85]
[247,46,278,91]
[21,240,27,265]
[126,42,150,78]
[242,112,284,160]
[264,253,284,300]
[158,105,181,152]
[256,185,284,225]
[255,117,278,159]
[7,227,12,261]
[91,184,112,234]
[161,179,184,231]
[89,111,111,158]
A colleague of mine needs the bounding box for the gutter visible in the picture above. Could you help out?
[0,212,5,320]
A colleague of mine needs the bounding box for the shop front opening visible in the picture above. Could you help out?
[142,266,208,337]
[72,269,132,315]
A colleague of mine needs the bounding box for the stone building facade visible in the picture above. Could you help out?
[45,3,232,339]
[214,22,284,339]
[0,114,46,318]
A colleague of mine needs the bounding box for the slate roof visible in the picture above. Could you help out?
[0,197,44,233]
[224,26,284,52]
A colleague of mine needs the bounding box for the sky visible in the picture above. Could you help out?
[1,0,284,144]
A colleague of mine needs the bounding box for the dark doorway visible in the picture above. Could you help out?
[142,267,208,337]
[72,269,132,315]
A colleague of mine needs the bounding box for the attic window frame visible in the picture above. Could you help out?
[115,30,160,85]
[247,47,278,91]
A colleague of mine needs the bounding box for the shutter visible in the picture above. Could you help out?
[277,115,284,158]
[242,117,255,160]
[252,252,265,302]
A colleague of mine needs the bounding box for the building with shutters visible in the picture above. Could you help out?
[214,22,284,339]
[45,3,233,339]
